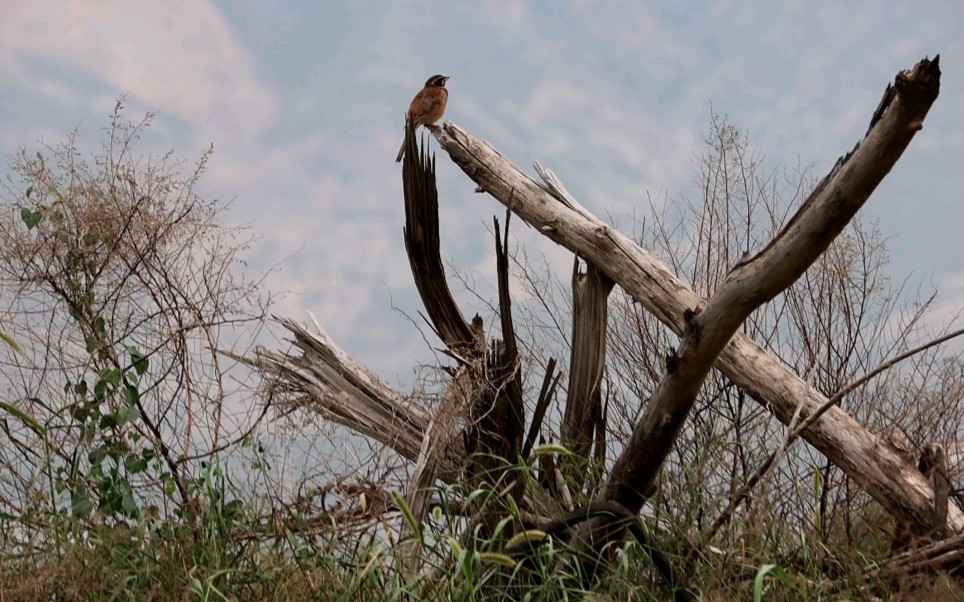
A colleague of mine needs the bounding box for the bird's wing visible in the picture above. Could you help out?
[417,95,440,114]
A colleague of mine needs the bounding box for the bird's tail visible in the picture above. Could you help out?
[395,138,406,163]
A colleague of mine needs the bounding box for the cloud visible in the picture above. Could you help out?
[931,271,964,334]
[3,0,963,383]
[1,0,280,146]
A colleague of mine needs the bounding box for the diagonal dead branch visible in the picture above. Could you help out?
[486,212,526,461]
[401,353,484,570]
[602,56,943,517]
[700,326,964,548]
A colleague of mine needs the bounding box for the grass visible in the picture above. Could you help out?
[2,479,962,602]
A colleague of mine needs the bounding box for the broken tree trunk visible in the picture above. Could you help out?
[237,315,464,480]
[431,56,959,537]
[560,259,614,491]
[399,119,526,556]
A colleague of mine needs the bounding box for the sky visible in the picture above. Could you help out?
[1,0,962,386]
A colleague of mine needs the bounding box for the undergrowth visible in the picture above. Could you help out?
[1,469,962,601]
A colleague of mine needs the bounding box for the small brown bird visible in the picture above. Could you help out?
[396,74,449,162]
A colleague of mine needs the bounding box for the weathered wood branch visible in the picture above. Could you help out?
[561,258,614,488]
[603,55,943,514]
[236,315,463,480]
[431,56,960,534]
[701,325,964,547]
[401,125,528,555]
[919,444,951,541]
[401,119,501,560]
[484,214,525,462]
[401,351,485,568]
[873,532,964,580]
[402,117,477,353]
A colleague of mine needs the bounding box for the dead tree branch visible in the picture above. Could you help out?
[402,117,477,353]
[603,53,944,514]
[701,325,964,547]
[431,56,956,536]
[401,122,526,553]
[484,213,526,463]
[237,315,464,480]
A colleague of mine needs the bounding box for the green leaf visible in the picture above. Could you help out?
[101,368,123,388]
[69,403,89,423]
[123,385,139,407]
[71,485,93,518]
[460,548,475,582]
[89,444,109,466]
[161,474,177,498]
[125,455,148,474]
[753,563,789,602]
[20,207,42,230]
[115,405,139,425]
[0,331,21,354]
[73,380,88,396]
[102,413,119,429]
[98,478,119,514]
[126,346,149,376]
[120,480,138,517]
[25,185,34,199]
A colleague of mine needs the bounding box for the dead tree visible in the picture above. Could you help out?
[242,56,955,589]
[432,55,951,556]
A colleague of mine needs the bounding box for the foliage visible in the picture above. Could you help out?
[0,102,272,575]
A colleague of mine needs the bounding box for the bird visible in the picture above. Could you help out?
[396,74,449,163]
